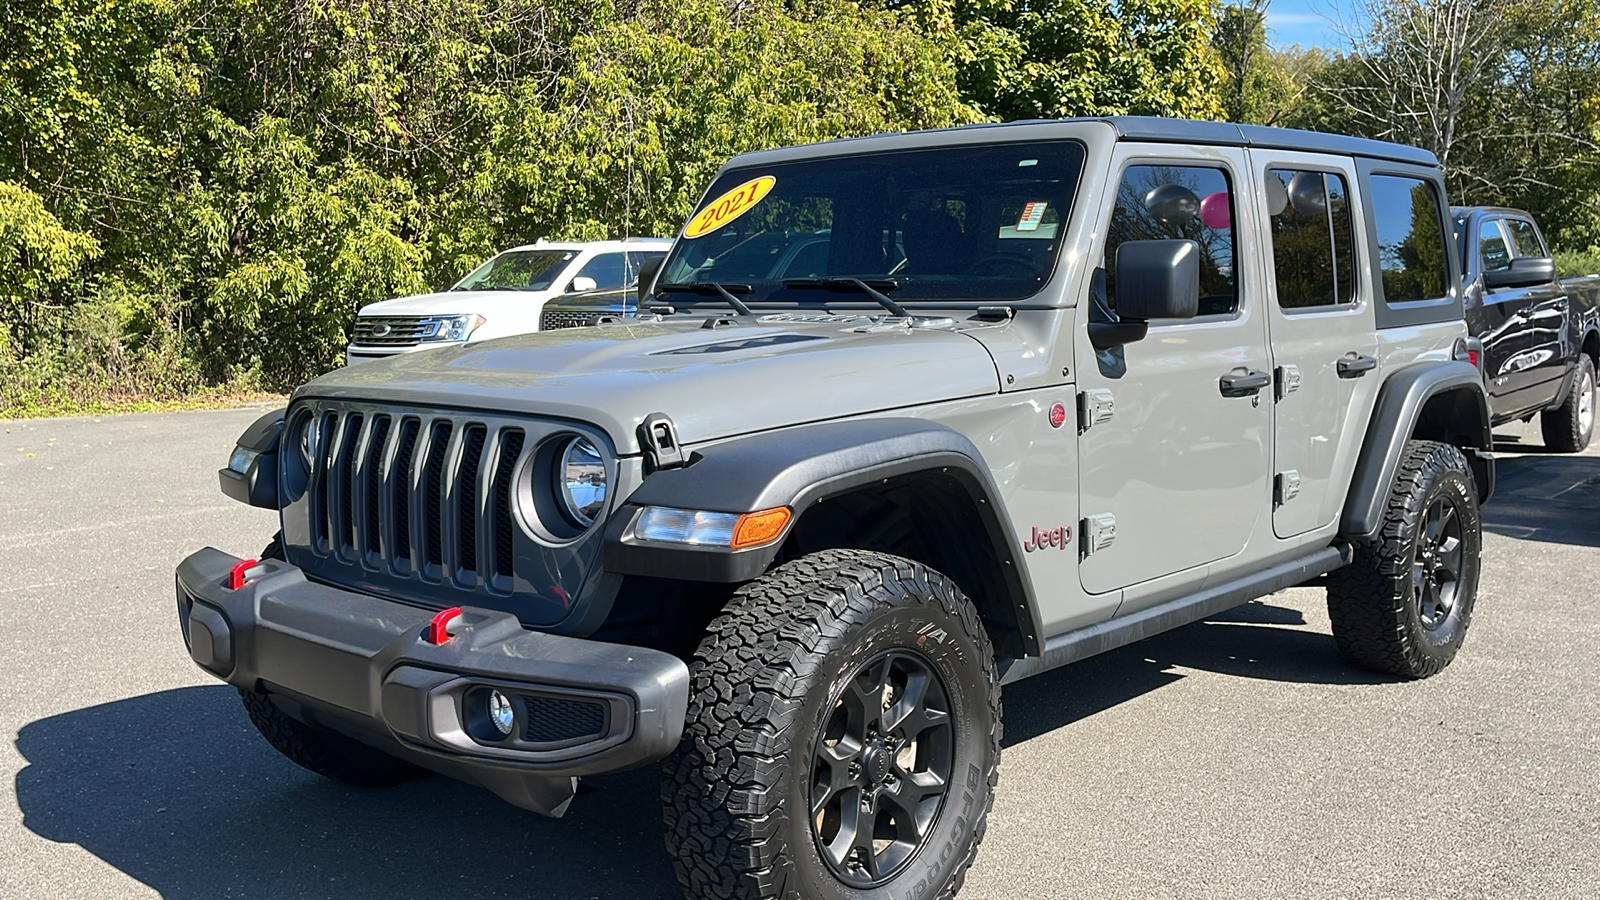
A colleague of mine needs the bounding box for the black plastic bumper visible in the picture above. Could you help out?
[175,547,689,817]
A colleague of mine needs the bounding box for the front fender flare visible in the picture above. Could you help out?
[602,417,1043,655]
[218,407,285,509]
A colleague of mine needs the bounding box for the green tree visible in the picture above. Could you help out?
[876,0,1228,121]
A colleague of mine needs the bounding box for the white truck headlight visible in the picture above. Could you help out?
[422,314,485,342]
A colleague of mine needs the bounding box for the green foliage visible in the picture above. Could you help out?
[877,0,1226,120]
[1211,0,1294,124]
[0,0,976,406]
[1555,247,1600,278]
[1288,0,1600,249]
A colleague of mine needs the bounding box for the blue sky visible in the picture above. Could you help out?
[1262,0,1349,50]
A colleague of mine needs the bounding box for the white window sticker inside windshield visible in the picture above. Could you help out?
[1017,201,1048,232]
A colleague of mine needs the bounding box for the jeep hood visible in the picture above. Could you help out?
[297,319,1000,452]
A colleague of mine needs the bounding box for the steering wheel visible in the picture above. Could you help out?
[969,253,1037,278]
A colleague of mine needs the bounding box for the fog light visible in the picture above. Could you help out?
[488,690,515,736]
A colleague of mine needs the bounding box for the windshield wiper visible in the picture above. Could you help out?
[781,277,910,318]
[655,281,756,317]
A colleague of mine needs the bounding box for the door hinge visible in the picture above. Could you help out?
[1275,364,1301,401]
[638,412,686,473]
[1081,513,1117,557]
[1275,470,1301,505]
[1077,389,1115,433]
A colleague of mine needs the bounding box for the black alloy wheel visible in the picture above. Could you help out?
[810,649,954,887]
[1413,495,1465,631]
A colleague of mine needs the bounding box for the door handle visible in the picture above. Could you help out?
[1219,369,1272,397]
[1337,354,1378,378]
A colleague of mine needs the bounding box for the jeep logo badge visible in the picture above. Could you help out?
[1023,525,1073,552]
[371,323,392,337]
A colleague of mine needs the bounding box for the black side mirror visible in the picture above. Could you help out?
[636,256,665,298]
[1484,255,1555,289]
[1090,240,1200,349]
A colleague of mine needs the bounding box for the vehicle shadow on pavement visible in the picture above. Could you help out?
[1001,600,1392,747]
[15,685,682,900]
[1483,446,1600,548]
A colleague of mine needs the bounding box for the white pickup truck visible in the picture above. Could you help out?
[345,237,670,364]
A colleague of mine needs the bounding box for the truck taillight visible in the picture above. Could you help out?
[1468,349,1480,368]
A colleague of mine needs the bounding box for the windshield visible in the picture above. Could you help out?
[454,249,578,291]
[659,141,1087,303]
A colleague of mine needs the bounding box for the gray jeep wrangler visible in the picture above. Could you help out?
[179,117,1493,900]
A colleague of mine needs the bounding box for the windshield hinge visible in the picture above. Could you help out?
[639,413,686,473]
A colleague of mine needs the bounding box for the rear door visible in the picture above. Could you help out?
[1250,153,1380,538]
[1075,147,1273,595]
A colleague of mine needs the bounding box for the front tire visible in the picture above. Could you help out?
[660,550,1000,900]
[1541,354,1595,452]
[239,689,429,787]
[1327,440,1482,678]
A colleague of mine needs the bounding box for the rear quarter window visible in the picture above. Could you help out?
[1367,175,1449,304]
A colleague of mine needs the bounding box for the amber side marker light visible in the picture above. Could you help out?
[731,507,792,549]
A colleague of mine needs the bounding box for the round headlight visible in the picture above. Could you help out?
[296,416,319,469]
[557,437,607,527]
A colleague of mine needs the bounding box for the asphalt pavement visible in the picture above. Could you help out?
[1,407,1596,899]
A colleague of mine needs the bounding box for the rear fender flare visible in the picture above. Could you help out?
[1342,361,1492,540]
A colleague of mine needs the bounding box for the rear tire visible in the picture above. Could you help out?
[660,549,1000,900]
[239,689,429,787]
[1327,440,1482,678]
[1541,354,1595,452]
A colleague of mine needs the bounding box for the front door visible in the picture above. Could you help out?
[1076,148,1273,596]
[1251,153,1381,538]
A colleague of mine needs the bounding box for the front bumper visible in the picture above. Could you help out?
[175,547,689,817]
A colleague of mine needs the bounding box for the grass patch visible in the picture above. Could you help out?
[1,388,287,420]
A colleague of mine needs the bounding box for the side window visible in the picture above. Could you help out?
[625,251,666,285]
[1367,175,1449,304]
[1265,168,1358,309]
[575,252,627,291]
[1505,219,1547,258]
[1104,164,1237,316]
[1479,220,1511,272]
[778,240,830,279]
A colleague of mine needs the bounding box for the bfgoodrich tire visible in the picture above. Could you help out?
[1541,354,1595,452]
[1327,440,1483,678]
[660,550,1001,900]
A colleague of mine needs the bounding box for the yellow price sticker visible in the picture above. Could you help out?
[683,176,776,239]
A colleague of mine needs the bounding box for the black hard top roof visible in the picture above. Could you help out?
[726,116,1439,172]
[1069,117,1438,167]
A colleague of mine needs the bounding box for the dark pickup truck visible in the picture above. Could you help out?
[1455,206,1600,450]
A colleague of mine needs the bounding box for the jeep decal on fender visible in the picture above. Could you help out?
[1023,524,1073,552]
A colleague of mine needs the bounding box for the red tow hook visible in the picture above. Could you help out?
[426,606,464,645]
[226,558,261,590]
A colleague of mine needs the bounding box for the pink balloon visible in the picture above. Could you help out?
[1199,192,1231,230]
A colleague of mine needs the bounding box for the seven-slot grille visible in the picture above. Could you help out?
[540,309,606,331]
[350,316,437,346]
[303,407,531,592]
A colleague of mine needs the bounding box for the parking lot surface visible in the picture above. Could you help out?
[2,407,1596,899]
